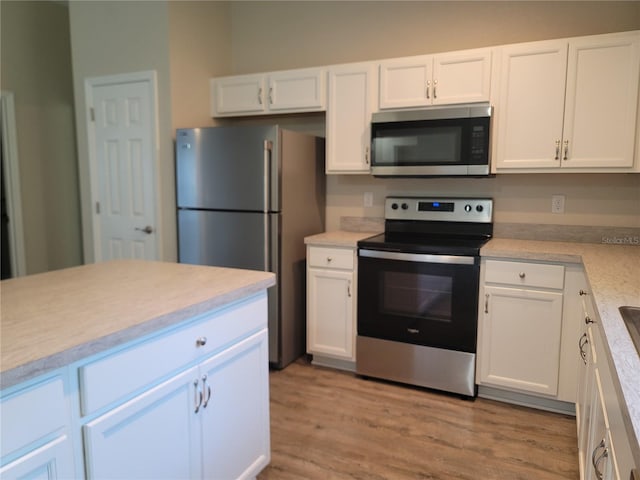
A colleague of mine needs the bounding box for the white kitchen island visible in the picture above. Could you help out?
[0,260,276,480]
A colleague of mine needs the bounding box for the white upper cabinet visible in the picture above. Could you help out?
[326,62,377,174]
[379,48,492,109]
[563,33,640,169]
[495,31,640,171]
[211,67,326,117]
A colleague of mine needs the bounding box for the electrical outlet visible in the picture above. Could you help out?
[364,192,373,208]
[551,194,565,214]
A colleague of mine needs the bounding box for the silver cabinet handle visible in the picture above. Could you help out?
[202,374,212,408]
[579,289,588,296]
[585,315,594,325]
[591,439,607,480]
[196,336,207,347]
[578,332,588,365]
[135,225,153,234]
[347,280,352,298]
[484,293,489,314]
[426,80,431,99]
[433,79,438,99]
[365,146,370,165]
[194,379,203,414]
[563,140,569,160]
[326,256,332,263]
[269,87,273,105]
[555,140,561,160]
[518,272,526,279]
[258,87,263,105]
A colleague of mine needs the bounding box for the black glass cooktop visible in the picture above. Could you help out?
[358,231,491,256]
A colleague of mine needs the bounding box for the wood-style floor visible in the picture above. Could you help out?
[258,357,579,480]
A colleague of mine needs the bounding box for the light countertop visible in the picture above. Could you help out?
[0,260,276,389]
[305,230,380,247]
[482,238,640,453]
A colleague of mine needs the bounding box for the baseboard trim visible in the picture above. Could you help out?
[478,385,576,416]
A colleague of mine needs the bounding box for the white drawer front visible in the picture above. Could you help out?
[308,246,354,270]
[485,260,565,289]
[79,293,267,416]
[1,376,68,458]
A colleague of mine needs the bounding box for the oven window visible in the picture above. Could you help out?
[382,271,452,322]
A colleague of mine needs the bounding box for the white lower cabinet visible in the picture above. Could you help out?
[478,259,565,397]
[83,366,201,479]
[577,289,636,480]
[0,436,75,480]
[0,375,76,480]
[83,329,270,480]
[479,284,564,395]
[306,245,357,367]
[199,330,270,480]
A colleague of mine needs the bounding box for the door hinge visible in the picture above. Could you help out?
[90,107,95,122]
[95,201,100,214]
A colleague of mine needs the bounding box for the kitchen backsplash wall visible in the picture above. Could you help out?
[325,173,640,232]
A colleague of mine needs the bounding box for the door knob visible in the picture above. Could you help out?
[135,225,154,234]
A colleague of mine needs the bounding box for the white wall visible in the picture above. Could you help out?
[228,1,640,231]
[0,0,82,274]
[168,1,232,131]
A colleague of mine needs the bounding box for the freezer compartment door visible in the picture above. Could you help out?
[178,209,278,272]
[176,126,279,212]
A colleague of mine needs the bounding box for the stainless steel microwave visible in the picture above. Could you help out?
[370,104,492,177]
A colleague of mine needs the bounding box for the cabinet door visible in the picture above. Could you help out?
[494,40,568,169]
[432,49,492,105]
[200,329,270,480]
[326,62,377,173]
[0,436,75,480]
[267,68,325,112]
[83,367,201,480]
[578,327,597,479]
[584,369,618,480]
[479,285,564,396]
[563,33,640,169]
[379,56,431,109]
[307,267,355,360]
[211,74,266,116]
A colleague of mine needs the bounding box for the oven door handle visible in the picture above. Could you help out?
[359,249,476,265]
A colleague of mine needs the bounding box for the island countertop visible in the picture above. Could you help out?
[0,260,276,389]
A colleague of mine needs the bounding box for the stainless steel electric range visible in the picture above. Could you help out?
[356,196,493,397]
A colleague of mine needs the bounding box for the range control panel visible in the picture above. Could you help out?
[385,197,493,223]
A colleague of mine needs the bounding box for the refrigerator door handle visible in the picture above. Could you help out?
[263,140,272,213]
[263,140,273,272]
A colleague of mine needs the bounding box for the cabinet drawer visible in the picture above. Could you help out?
[308,246,354,270]
[79,293,267,416]
[485,260,565,289]
[1,375,68,458]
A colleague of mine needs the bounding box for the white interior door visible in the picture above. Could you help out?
[86,72,158,261]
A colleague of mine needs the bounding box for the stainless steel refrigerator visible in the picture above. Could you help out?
[176,125,325,368]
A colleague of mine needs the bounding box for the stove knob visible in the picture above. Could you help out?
[401,203,409,210]
[391,203,399,210]
[464,204,472,212]
[476,205,484,212]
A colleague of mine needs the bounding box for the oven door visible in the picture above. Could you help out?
[357,249,479,353]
